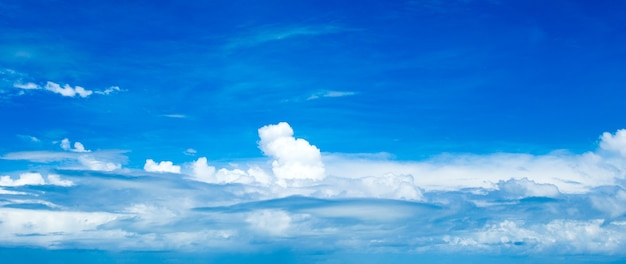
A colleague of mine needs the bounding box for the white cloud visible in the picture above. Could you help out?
[47,174,74,187]
[94,86,121,95]
[323,151,620,194]
[13,82,40,89]
[45,81,93,98]
[60,138,91,152]
[2,149,126,172]
[189,157,216,182]
[144,159,181,174]
[246,210,292,236]
[17,134,40,142]
[73,142,89,152]
[0,173,45,186]
[183,148,197,156]
[600,129,626,157]
[444,219,626,254]
[307,90,356,100]
[0,208,121,246]
[496,178,561,199]
[589,187,626,218]
[258,122,325,184]
[162,114,187,119]
[5,124,626,256]
[60,138,71,151]
[0,172,73,187]
[78,155,121,171]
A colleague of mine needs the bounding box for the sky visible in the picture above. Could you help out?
[1,0,626,262]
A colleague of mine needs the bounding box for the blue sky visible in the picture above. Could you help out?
[1,0,626,262]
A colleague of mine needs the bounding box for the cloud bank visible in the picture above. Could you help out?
[1,122,626,257]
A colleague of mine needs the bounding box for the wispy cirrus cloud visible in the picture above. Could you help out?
[307,90,357,100]
[2,138,126,172]
[1,67,121,98]
[224,24,349,50]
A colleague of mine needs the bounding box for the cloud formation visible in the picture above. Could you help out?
[1,68,120,98]
[1,123,626,257]
[258,122,325,185]
[45,81,93,98]
[13,82,39,89]
[0,172,73,187]
[60,138,91,153]
[307,90,356,100]
[144,159,181,173]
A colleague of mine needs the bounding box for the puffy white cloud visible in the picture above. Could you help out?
[78,155,121,171]
[0,173,73,187]
[47,174,74,187]
[600,129,626,157]
[6,123,626,256]
[0,173,45,186]
[45,81,93,98]
[497,178,561,199]
[258,122,325,184]
[73,142,89,152]
[60,138,91,152]
[188,157,263,184]
[60,138,71,151]
[144,159,181,174]
[189,157,216,182]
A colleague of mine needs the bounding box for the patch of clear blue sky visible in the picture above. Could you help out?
[2,0,626,165]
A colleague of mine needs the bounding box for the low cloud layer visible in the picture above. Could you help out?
[1,123,626,256]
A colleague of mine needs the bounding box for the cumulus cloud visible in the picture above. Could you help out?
[45,81,93,98]
[0,173,45,186]
[5,124,626,257]
[189,157,216,182]
[0,172,73,187]
[600,129,626,157]
[60,138,91,152]
[47,174,74,187]
[144,159,181,174]
[78,155,121,171]
[258,122,325,184]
